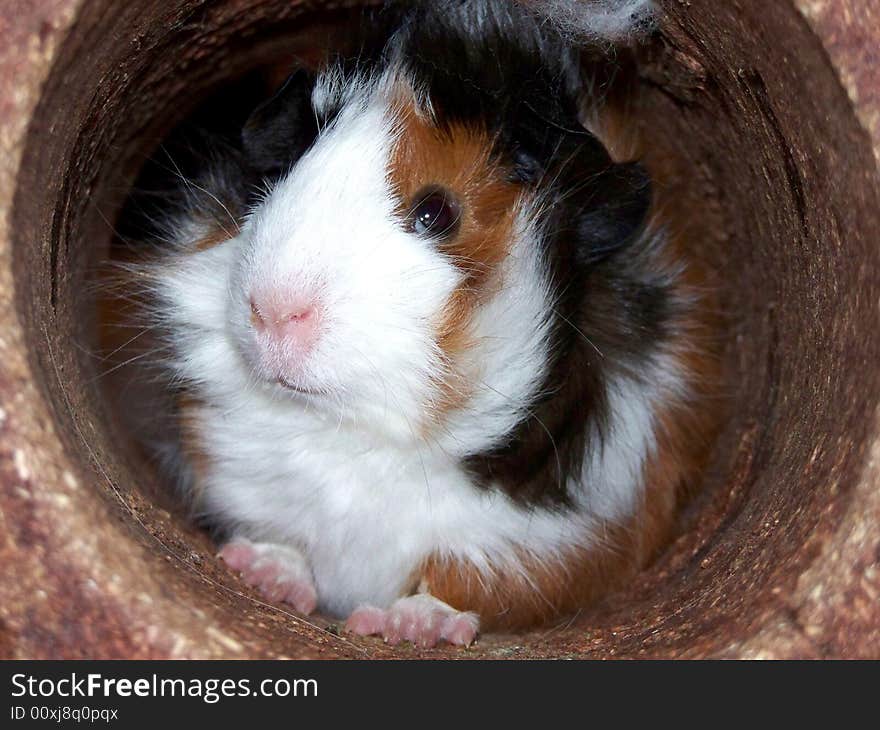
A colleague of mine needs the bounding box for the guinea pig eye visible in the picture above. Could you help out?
[408,187,461,240]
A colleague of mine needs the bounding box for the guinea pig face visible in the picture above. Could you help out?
[222,71,555,444]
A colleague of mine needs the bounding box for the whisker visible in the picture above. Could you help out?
[552,308,604,358]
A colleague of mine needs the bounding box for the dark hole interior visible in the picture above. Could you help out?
[10,0,880,658]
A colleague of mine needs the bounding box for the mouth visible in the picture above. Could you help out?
[275,376,322,396]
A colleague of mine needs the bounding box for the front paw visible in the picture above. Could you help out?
[219,538,318,615]
[345,594,479,648]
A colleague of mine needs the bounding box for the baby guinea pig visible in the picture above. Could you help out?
[128,0,720,647]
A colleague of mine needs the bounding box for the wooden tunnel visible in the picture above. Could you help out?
[0,0,878,658]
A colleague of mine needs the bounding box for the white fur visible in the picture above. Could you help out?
[152,61,679,619]
[518,0,656,43]
[435,210,557,458]
[580,352,685,523]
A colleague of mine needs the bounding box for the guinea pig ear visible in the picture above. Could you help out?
[572,160,653,265]
[241,68,318,177]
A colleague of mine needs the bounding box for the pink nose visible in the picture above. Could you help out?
[250,295,320,351]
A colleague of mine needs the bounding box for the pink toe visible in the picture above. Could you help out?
[442,614,479,647]
[284,583,318,615]
[241,561,281,586]
[414,624,443,649]
[218,541,257,571]
[345,607,387,637]
[405,612,440,647]
[399,614,420,642]
[265,581,290,603]
[384,613,405,645]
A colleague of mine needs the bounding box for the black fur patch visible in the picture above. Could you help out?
[242,69,319,179]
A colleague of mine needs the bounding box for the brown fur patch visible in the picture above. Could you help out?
[176,394,210,505]
[388,94,526,416]
[420,538,635,632]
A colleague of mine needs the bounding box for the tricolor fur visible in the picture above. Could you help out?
[109,0,719,638]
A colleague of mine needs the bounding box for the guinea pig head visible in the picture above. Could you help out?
[224,67,648,457]
[216,3,654,451]
[230,74,467,434]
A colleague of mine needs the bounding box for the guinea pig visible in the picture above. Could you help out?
[108,0,721,648]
